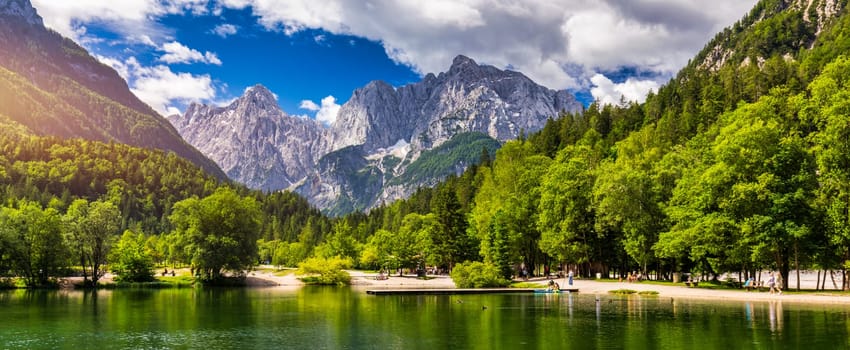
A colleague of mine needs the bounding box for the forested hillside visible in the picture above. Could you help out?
[0,4,226,178]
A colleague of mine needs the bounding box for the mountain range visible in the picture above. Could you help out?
[170,55,582,214]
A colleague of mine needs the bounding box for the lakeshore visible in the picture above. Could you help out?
[239,268,850,304]
[41,267,850,305]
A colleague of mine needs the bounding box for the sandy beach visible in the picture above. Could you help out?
[65,267,850,305]
[237,268,850,304]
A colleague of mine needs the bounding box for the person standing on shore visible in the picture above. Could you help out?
[774,273,783,295]
[568,270,574,286]
[768,273,776,294]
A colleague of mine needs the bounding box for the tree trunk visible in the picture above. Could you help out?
[816,270,821,291]
[80,253,88,285]
[794,242,800,292]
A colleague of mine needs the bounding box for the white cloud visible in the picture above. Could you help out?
[31,0,207,42]
[212,23,238,37]
[96,56,217,116]
[159,41,222,65]
[300,96,340,125]
[590,73,659,106]
[316,96,341,125]
[32,0,761,111]
[216,0,756,89]
[299,100,320,111]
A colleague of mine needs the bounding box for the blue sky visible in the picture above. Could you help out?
[31,0,757,123]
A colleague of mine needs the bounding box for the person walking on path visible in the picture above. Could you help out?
[774,273,783,295]
[568,270,574,286]
[768,273,776,294]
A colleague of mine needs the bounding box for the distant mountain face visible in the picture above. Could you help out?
[330,55,580,156]
[168,85,330,190]
[173,55,582,214]
[0,0,226,179]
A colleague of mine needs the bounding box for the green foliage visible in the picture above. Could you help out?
[537,139,603,266]
[0,201,69,287]
[109,230,155,283]
[361,213,436,272]
[63,198,121,285]
[483,210,514,279]
[450,261,510,288]
[390,132,501,186]
[470,140,550,276]
[431,185,476,268]
[609,289,638,295]
[313,221,362,262]
[169,188,262,281]
[297,256,352,285]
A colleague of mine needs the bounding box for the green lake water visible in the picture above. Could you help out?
[1,287,848,349]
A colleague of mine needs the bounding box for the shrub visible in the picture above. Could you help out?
[297,256,352,285]
[109,231,155,283]
[451,261,510,288]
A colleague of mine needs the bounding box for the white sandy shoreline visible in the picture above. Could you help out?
[56,267,850,305]
[239,268,850,305]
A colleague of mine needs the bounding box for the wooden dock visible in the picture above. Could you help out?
[365,288,579,295]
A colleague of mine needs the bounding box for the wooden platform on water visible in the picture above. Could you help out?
[366,288,579,295]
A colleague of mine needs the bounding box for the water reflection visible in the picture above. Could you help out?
[0,289,842,349]
[768,300,783,333]
[595,295,601,326]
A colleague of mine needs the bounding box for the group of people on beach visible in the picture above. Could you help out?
[620,271,643,283]
[767,273,782,294]
[742,272,783,294]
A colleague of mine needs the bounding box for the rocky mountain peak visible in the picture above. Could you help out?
[447,54,484,77]
[0,0,43,26]
[450,54,477,68]
[443,54,516,84]
[236,84,280,111]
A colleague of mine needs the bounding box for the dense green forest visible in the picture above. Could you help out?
[4,0,850,291]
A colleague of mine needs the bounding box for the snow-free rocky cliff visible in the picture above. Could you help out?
[168,85,329,190]
[170,55,582,214]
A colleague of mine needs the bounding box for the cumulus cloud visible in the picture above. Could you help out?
[299,100,320,111]
[215,0,756,89]
[159,41,222,65]
[31,0,208,42]
[96,56,216,116]
[300,96,340,125]
[211,23,238,37]
[33,0,759,115]
[590,74,659,106]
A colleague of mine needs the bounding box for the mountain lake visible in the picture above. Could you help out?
[0,286,848,349]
